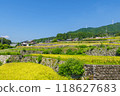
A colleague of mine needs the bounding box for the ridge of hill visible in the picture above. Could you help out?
[33,22,120,42]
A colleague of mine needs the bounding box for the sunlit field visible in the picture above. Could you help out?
[17,42,120,48]
[32,54,120,65]
[0,62,69,80]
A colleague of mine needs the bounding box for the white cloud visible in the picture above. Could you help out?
[1,35,9,39]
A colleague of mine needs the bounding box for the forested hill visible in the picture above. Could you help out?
[71,22,120,34]
[33,22,120,42]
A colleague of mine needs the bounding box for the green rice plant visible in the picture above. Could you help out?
[57,56,61,63]
[37,55,43,63]
[0,52,21,55]
[51,48,62,54]
[116,47,120,56]
[0,61,3,66]
[32,54,120,65]
[43,50,50,54]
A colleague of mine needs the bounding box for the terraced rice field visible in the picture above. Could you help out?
[32,54,120,65]
[0,62,69,80]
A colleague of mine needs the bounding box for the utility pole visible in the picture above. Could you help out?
[1,37,3,44]
[106,27,108,37]
[0,36,9,44]
[112,20,114,24]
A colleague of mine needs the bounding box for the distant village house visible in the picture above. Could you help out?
[73,38,79,41]
[21,40,36,46]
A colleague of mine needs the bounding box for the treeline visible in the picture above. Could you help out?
[0,38,11,45]
[33,37,55,43]
[56,32,93,40]
[33,22,120,42]
[56,22,120,40]
[0,44,13,49]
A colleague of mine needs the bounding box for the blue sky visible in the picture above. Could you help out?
[0,0,120,42]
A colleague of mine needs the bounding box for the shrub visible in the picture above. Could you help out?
[37,55,43,63]
[0,44,13,49]
[99,43,105,48]
[116,47,120,56]
[77,45,87,48]
[0,61,3,66]
[57,56,61,63]
[6,59,10,63]
[51,38,57,42]
[77,49,84,54]
[89,46,96,51]
[22,48,26,52]
[43,50,50,54]
[66,49,76,55]
[51,48,62,54]
[107,46,113,50]
[23,54,31,57]
[58,58,84,78]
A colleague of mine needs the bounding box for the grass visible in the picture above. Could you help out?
[106,36,120,39]
[0,42,120,54]
[31,54,120,65]
[16,42,120,47]
[0,62,70,80]
[17,45,61,48]
[0,52,21,55]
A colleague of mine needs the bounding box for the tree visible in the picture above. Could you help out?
[0,38,11,45]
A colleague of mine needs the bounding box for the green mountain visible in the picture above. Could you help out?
[74,22,120,34]
[56,22,120,40]
[33,22,120,42]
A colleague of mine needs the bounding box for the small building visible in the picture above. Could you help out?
[22,40,30,43]
[21,41,30,46]
[21,42,29,46]
[73,38,79,41]
[50,40,53,42]
[45,40,50,43]
[57,39,62,42]
[10,44,17,47]
[30,40,36,44]
[66,39,72,41]
[95,37,101,39]
[21,40,36,46]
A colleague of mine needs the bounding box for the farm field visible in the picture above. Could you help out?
[1,38,120,80]
[0,62,69,80]
[0,43,118,56]
[32,54,120,65]
[30,42,120,46]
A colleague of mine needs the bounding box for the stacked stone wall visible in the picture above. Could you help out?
[84,64,120,80]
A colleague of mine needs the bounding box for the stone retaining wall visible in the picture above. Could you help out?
[40,57,65,72]
[84,64,120,80]
[0,55,11,64]
[4,55,64,72]
[1,55,120,80]
[85,45,119,56]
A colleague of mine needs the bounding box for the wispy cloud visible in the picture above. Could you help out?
[1,35,9,39]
